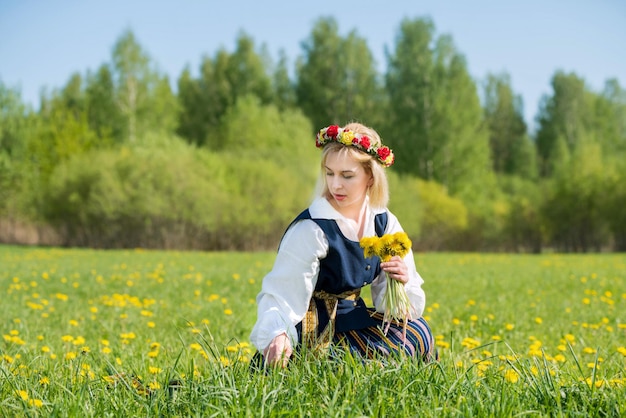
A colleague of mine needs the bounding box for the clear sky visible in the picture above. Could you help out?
[1,0,625,130]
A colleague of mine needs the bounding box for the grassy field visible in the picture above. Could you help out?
[1,245,624,417]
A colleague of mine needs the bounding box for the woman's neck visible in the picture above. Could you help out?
[328,197,368,236]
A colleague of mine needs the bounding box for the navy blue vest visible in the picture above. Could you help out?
[286,209,388,334]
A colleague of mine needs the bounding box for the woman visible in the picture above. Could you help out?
[250,122,436,367]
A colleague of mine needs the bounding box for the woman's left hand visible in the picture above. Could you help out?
[381,256,409,284]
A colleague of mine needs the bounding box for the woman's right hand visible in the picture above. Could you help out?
[263,333,293,368]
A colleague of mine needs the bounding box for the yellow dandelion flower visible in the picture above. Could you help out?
[148,366,162,374]
[39,377,50,385]
[504,369,519,383]
[436,340,450,349]
[17,390,29,400]
[224,309,233,315]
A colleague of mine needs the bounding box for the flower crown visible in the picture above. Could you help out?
[315,125,395,167]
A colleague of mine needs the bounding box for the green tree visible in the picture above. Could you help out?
[541,140,610,251]
[176,66,207,145]
[0,82,32,215]
[177,33,273,146]
[388,173,468,250]
[210,95,317,173]
[85,64,124,144]
[227,32,273,105]
[296,16,383,131]
[603,157,626,251]
[499,176,544,253]
[111,29,177,142]
[594,78,626,155]
[535,71,594,177]
[0,82,29,157]
[483,73,536,178]
[385,18,493,195]
[384,17,434,177]
[272,50,297,110]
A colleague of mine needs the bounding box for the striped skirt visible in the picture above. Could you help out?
[333,311,438,362]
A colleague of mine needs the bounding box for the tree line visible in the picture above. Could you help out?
[1,16,625,252]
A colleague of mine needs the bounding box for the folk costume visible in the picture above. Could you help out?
[249,196,436,361]
[250,124,436,364]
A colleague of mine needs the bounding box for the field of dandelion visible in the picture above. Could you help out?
[1,245,625,417]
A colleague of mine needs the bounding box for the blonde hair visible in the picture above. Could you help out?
[318,123,389,209]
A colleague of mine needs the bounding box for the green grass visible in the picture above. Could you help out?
[1,245,624,416]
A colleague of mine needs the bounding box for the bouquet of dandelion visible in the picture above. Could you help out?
[360,231,412,335]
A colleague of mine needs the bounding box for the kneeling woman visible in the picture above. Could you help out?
[250,122,437,367]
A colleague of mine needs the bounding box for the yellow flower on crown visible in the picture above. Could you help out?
[340,130,355,146]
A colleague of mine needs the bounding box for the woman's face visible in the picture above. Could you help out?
[324,150,373,217]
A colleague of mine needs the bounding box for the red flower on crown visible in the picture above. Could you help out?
[377,146,391,161]
[325,125,339,139]
[355,135,371,150]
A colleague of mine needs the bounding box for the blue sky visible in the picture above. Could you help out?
[1,0,625,130]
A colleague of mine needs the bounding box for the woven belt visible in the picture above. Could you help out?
[302,288,361,353]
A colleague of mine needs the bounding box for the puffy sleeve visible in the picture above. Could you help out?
[249,220,328,352]
[370,210,426,319]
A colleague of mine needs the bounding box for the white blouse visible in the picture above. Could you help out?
[249,197,427,352]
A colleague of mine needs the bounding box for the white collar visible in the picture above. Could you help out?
[308,196,385,233]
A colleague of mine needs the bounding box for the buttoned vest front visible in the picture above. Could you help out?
[287,209,388,335]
